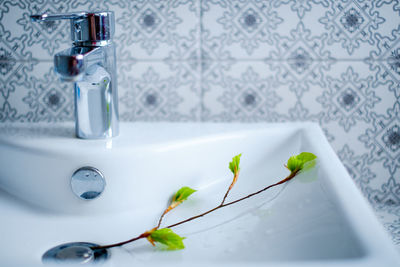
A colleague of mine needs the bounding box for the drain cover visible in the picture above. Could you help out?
[71,167,106,200]
[42,242,108,264]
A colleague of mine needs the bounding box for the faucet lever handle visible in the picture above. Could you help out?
[30,11,114,45]
[30,12,88,21]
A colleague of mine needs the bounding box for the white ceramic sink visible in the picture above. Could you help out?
[0,122,398,266]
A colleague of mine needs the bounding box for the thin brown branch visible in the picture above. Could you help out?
[91,232,150,250]
[157,201,179,228]
[166,205,221,229]
[220,169,240,205]
[219,169,298,208]
[157,210,168,229]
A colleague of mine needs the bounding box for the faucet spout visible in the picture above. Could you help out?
[30,11,119,139]
[54,47,101,82]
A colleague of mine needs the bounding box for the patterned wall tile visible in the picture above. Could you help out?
[12,0,71,60]
[201,0,285,59]
[374,1,400,41]
[273,0,328,43]
[201,61,284,122]
[272,0,329,21]
[264,21,335,98]
[337,144,376,193]
[377,0,400,16]
[0,41,36,101]
[118,61,201,121]
[318,0,386,58]
[315,62,381,133]
[368,175,400,207]
[383,217,400,252]
[199,0,400,60]
[359,100,400,175]
[114,0,200,61]
[365,25,400,98]
[0,1,28,40]
[68,0,129,10]
[1,61,74,122]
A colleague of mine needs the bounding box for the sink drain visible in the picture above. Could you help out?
[71,167,106,200]
[42,242,109,264]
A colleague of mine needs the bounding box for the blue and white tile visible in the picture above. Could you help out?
[67,0,130,11]
[366,170,400,208]
[272,0,330,49]
[264,21,335,98]
[201,61,284,122]
[359,100,400,176]
[118,61,201,121]
[314,62,382,133]
[1,61,74,122]
[337,144,376,194]
[0,25,37,100]
[12,0,72,60]
[201,0,285,60]
[373,1,400,41]
[272,0,330,21]
[373,202,400,248]
[115,0,200,61]
[302,61,396,156]
[383,217,400,249]
[200,29,235,64]
[318,0,386,59]
[365,24,400,98]
[0,0,28,40]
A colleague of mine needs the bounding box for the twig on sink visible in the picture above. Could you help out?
[92,152,316,251]
[165,169,299,230]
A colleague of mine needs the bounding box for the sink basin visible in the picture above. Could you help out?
[0,122,398,266]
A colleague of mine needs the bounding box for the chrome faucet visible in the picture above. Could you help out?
[30,11,119,139]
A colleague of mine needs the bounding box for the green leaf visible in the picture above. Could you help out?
[287,156,300,172]
[286,152,317,172]
[302,158,317,172]
[148,228,185,250]
[229,154,242,174]
[296,152,317,163]
[172,186,196,203]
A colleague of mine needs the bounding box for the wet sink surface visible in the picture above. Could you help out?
[0,122,398,266]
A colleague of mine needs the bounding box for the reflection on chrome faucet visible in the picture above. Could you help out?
[30,12,119,139]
